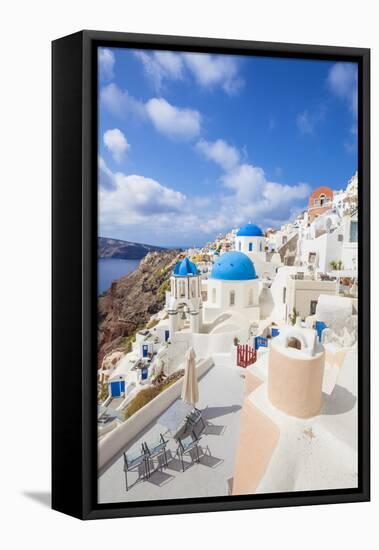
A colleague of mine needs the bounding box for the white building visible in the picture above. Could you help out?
[203,251,260,323]
[284,272,338,322]
[167,257,202,334]
[340,213,358,271]
[234,223,281,277]
[314,294,358,348]
[333,172,358,216]
[235,223,266,254]
[299,212,357,273]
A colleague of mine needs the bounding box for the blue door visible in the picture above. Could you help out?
[255,336,268,350]
[120,381,125,395]
[249,242,253,251]
[315,321,327,342]
[141,367,148,380]
[165,330,170,341]
[142,344,148,358]
[110,381,121,397]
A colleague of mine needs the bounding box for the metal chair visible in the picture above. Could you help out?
[176,432,201,472]
[186,408,206,437]
[142,434,168,477]
[123,446,148,491]
[170,420,187,442]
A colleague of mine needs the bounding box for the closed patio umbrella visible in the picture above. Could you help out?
[181,347,199,406]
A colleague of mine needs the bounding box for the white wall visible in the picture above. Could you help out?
[300,230,343,272]
[342,216,358,270]
[248,253,278,277]
[204,278,260,323]
[173,325,250,358]
[235,235,265,253]
[270,266,297,321]
[300,214,358,273]
[4,1,377,548]
[286,277,338,321]
[342,242,358,271]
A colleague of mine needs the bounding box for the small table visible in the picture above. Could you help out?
[158,400,194,434]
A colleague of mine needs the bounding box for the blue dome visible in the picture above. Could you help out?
[237,223,263,237]
[210,251,257,281]
[173,257,199,277]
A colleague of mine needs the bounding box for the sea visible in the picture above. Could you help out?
[98,258,141,295]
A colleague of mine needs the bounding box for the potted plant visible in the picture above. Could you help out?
[289,307,299,326]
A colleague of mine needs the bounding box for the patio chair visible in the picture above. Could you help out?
[170,420,187,442]
[142,434,168,477]
[186,408,206,437]
[176,432,201,472]
[123,446,148,491]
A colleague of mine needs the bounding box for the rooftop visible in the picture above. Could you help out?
[236,223,263,237]
[173,257,199,277]
[210,251,257,281]
[98,361,245,503]
[233,345,358,494]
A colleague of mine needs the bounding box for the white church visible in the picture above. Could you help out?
[235,222,266,254]
[235,223,281,277]
[167,225,269,339]
[167,251,261,337]
[204,251,260,323]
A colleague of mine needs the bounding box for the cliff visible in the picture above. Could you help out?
[98,236,165,260]
[98,248,181,368]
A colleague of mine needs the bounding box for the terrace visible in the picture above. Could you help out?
[98,360,245,503]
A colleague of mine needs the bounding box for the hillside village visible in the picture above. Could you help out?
[98,172,358,501]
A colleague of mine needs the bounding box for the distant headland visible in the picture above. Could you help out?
[98,237,166,260]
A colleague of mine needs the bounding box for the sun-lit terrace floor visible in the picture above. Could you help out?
[98,363,245,503]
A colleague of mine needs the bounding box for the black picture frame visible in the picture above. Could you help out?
[52,30,370,520]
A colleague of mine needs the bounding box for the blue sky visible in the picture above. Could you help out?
[98,47,358,247]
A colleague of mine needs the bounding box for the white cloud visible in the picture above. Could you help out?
[134,51,183,91]
[296,105,326,135]
[297,110,314,134]
[100,83,146,120]
[328,63,358,116]
[145,98,201,140]
[221,164,267,199]
[220,163,309,215]
[99,158,186,230]
[134,50,243,95]
[344,124,358,154]
[101,84,201,140]
[196,139,240,171]
[99,48,115,81]
[103,129,130,163]
[155,51,183,76]
[183,53,243,94]
[98,156,116,190]
[195,138,311,232]
[99,139,311,243]
[202,177,310,234]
